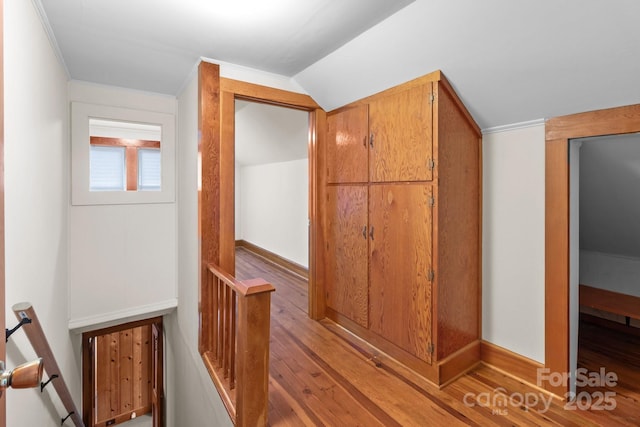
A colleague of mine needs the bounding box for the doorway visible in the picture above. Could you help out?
[82,317,163,427]
[234,100,310,281]
[545,103,640,397]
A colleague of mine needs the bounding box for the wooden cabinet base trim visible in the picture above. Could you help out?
[437,340,481,387]
[325,308,437,384]
[480,340,545,391]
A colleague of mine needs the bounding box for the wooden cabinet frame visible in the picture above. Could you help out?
[322,70,482,386]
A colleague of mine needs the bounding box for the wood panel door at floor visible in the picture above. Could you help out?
[325,185,369,327]
[94,326,152,427]
[368,83,433,183]
[151,321,163,427]
[368,184,433,364]
[326,104,369,184]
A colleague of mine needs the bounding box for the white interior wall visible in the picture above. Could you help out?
[67,82,178,329]
[580,250,640,298]
[4,1,79,425]
[169,61,317,426]
[235,162,242,239]
[238,159,308,267]
[482,123,546,363]
[171,60,310,426]
[172,66,233,427]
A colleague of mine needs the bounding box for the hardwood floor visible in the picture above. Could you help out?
[235,247,640,426]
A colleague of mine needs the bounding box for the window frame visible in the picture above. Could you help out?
[71,102,175,205]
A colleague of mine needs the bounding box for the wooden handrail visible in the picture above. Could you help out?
[11,302,84,427]
[201,262,275,427]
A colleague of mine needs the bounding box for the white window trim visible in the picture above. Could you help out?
[71,102,176,205]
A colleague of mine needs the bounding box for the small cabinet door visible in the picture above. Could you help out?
[369,84,433,183]
[368,184,433,363]
[325,185,369,327]
[326,105,369,183]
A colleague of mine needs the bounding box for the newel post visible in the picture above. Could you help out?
[235,280,275,427]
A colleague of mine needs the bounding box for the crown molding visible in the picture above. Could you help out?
[31,0,71,79]
[482,119,546,135]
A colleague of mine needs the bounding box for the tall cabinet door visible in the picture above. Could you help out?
[326,105,369,183]
[325,185,369,327]
[369,84,433,183]
[369,184,433,363]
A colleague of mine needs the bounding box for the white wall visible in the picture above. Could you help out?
[67,82,178,329]
[235,162,243,238]
[580,250,640,298]
[173,68,233,427]
[482,123,546,363]
[4,1,79,425]
[238,159,308,267]
[170,60,310,427]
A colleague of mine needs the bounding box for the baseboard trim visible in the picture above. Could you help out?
[236,240,308,279]
[480,340,544,388]
[438,340,481,387]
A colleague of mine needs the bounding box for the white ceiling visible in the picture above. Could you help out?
[35,0,640,129]
[37,0,413,94]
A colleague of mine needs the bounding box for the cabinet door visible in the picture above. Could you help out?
[369,184,433,363]
[325,185,369,327]
[369,84,433,182]
[326,105,369,183]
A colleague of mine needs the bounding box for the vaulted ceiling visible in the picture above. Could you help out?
[37,0,640,129]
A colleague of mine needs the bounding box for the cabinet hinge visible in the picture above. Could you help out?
[427,343,435,355]
[428,196,435,208]
[429,92,435,104]
[428,158,435,171]
[427,270,435,282]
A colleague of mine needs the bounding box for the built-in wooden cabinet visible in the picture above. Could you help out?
[322,70,481,386]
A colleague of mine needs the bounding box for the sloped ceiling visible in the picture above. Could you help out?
[235,100,308,166]
[35,0,640,129]
[37,0,414,95]
[580,134,640,259]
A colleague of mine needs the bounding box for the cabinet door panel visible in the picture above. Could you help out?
[327,105,369,183]
[369,184,433,363]
[369,84,433,182]
[325,185,369,327]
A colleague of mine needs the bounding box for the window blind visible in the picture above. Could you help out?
[90,145,125,191]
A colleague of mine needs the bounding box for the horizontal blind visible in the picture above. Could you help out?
[138,148,161,191]
[90,145,125,191]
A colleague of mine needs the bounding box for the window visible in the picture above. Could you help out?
[71,102,175,205]
[138,148,161,191]
[88,135,161,192]
[90,145,126,191]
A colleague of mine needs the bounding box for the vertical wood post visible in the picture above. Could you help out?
[235,290,273,427]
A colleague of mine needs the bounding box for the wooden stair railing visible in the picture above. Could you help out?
[10,302,84,427]
[201,262,275,427]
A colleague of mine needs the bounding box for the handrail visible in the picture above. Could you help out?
[11,302,84,427]
[201,262,275,427]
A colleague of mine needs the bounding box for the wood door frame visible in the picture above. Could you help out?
[82,317,163,427]
[545,103,640,397]
[216,76,326,319]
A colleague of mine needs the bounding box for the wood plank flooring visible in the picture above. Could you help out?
[235,247,640,426]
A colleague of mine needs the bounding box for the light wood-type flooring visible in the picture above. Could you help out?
[235,247,640,426]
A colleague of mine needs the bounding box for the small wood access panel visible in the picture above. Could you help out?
[83,317,162,427]
[93,325,152,427]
